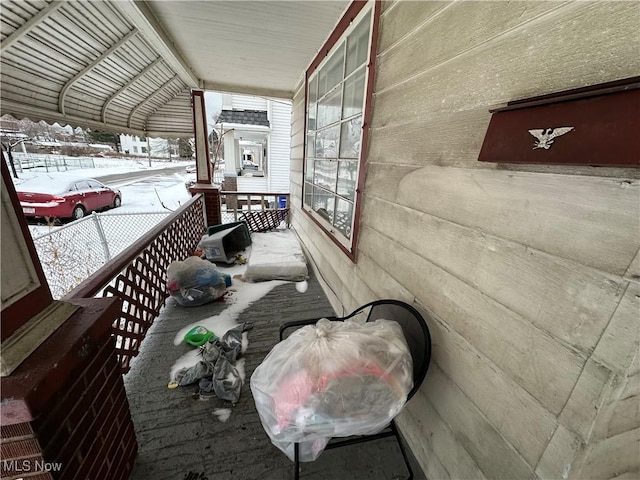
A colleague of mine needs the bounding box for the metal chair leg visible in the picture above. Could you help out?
[294,442,300,480]
[391,421,413,480]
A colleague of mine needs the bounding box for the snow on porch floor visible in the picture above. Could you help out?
[124,272,425,480]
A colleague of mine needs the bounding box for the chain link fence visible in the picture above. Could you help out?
[32,211,170,299]
[11,152,96,173]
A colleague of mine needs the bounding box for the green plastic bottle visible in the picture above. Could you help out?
[184,326,216,347]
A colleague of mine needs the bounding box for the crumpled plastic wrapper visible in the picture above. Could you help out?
[173,322,252,403]
[250,318,412,462]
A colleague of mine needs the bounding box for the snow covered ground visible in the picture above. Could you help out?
[9,156,196,237]
[12,156,193,185]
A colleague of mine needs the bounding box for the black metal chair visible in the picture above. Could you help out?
[279,299,432,480]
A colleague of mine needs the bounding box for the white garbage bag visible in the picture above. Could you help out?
[250,318,413,462]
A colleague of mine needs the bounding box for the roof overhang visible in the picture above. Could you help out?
[0,0,350,137]
[223,124,271,143]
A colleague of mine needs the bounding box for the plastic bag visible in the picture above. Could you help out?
[166,256,227,306]
[250,318,412,462]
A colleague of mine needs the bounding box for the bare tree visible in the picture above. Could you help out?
[16,118,45,139]
[1,139,27,179]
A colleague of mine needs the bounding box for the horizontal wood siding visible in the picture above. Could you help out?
[236,176,268,193]
[394,167,639,276]
[374,3,640,120]
[575,428,640,480]
[291,1,640,479]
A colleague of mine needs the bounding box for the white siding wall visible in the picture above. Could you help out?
[290,2,640,479]
[231,95,268,110]
[237,176,268,192]
[119,135,147,156]
[268,100,292,192]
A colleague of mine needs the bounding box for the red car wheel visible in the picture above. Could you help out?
[72,205,86,220]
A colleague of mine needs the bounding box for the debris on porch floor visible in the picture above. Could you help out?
[124,269,425,479]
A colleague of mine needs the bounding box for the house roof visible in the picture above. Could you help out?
[0,1,349,138]
[217,110,270,127]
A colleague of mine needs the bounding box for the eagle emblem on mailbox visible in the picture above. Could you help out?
[528,127,574,150]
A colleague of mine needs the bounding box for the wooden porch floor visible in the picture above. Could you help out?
[123,272,425,480]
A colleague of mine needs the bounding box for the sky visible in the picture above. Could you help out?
[205,91,223,131]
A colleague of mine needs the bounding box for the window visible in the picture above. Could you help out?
[141,146,147,153]
[133,146,138,153]
[302,1,378,256]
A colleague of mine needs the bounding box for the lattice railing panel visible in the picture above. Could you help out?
[66,195,206,373]
[220,191,290,229]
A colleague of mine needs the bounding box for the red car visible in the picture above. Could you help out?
[17,177,122,221]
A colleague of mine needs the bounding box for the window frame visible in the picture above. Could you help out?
[301,0,381,261]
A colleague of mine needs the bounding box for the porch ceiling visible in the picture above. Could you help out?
[0,0,349,138]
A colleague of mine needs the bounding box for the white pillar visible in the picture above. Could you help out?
[234,139,241,173]
[224,133,236,175]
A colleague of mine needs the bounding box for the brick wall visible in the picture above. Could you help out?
[189,186,222,226]
[1,298,137,479]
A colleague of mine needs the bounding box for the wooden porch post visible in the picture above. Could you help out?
[190,89,222,227]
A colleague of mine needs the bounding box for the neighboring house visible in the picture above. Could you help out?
[215,93,292,193]
[119,134,148,156]
[119,134,178,158]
